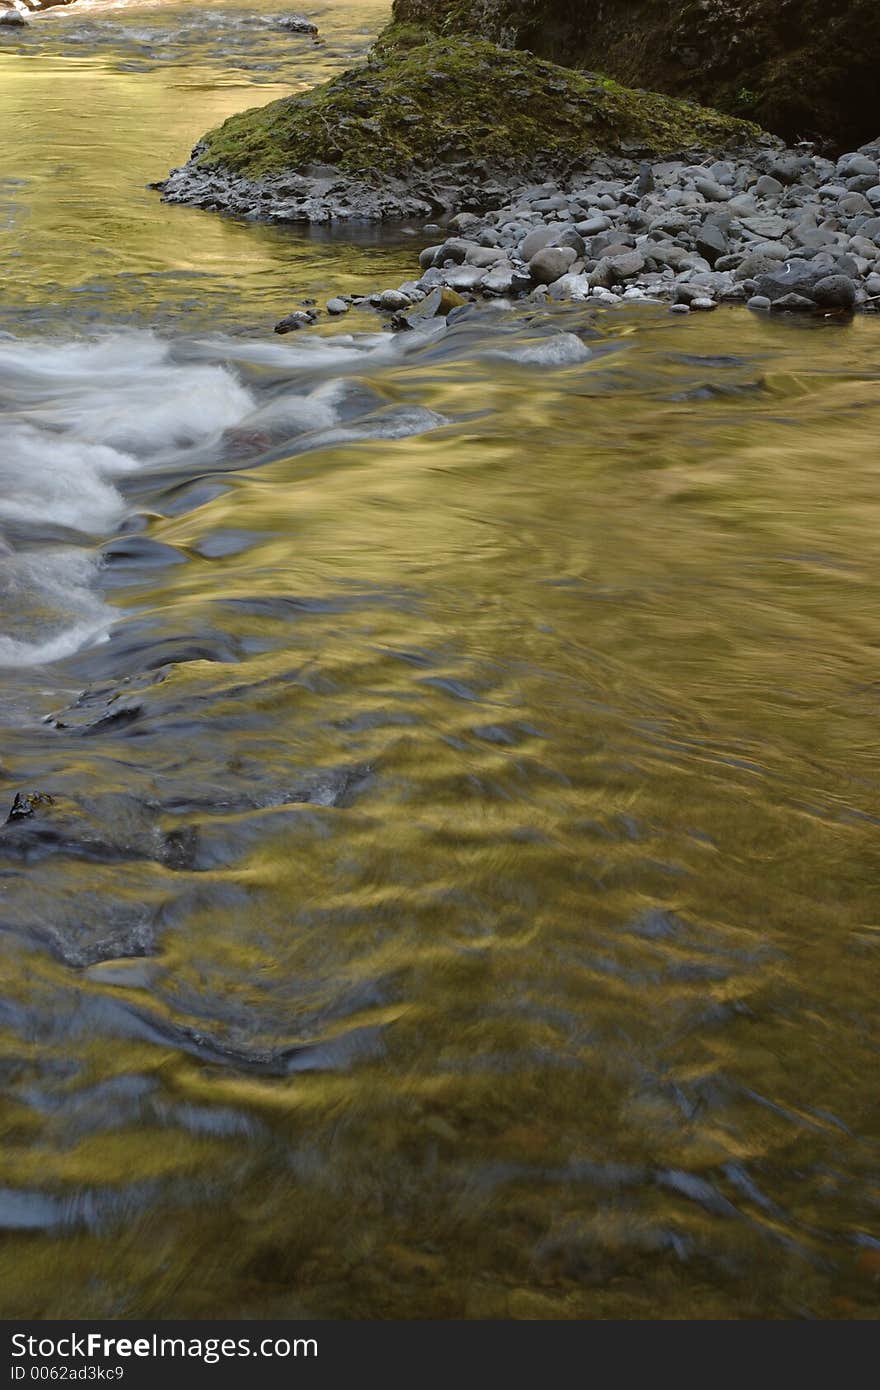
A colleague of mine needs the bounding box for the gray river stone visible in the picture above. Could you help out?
[810,274,857,309]
[528,245,578,284]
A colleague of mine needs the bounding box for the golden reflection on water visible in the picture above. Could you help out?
[3,306,879,1318]
[0,1,409,323]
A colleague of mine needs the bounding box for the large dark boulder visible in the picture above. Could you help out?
[388,0,880,149]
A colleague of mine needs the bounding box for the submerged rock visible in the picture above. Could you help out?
[5,792,54,824]
[811,274,858,310]
[274,309,318,333]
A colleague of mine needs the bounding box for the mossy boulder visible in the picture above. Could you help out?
[388,0,880,149]
[193,37,760,186]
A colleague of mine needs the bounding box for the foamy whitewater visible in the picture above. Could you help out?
[0,325,455,666]
[0,331,257,666]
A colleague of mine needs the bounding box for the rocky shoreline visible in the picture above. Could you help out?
[155,22,880,327]
[160,154,468,226]
[268,137,880,329]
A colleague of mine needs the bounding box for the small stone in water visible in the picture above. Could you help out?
[5,792,54,824]
[274,310,316,333]
[277,15,318,36]
[326,297,349,315]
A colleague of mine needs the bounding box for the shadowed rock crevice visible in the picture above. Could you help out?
[388,0,880,149]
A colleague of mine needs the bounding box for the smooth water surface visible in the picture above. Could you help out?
[0,0,878,1320]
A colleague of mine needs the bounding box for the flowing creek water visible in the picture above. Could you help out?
[1,0,879,1320]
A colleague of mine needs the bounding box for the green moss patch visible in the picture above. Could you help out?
[195,38,761,183]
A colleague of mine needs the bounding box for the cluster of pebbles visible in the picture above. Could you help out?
[284,139,880,327]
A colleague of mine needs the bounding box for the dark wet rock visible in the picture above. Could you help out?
[390,285,464,328]
[101,536,187,573]
[0,9,27,25]
[810,273,857,309]
[0,792,159,873]
[552,226,586,257]
[674,283,708,305]
[274,310,317,333]
[79,704,143,737]
[5,791,54,824]
[433,237,476,266]
[277,14,318,36]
